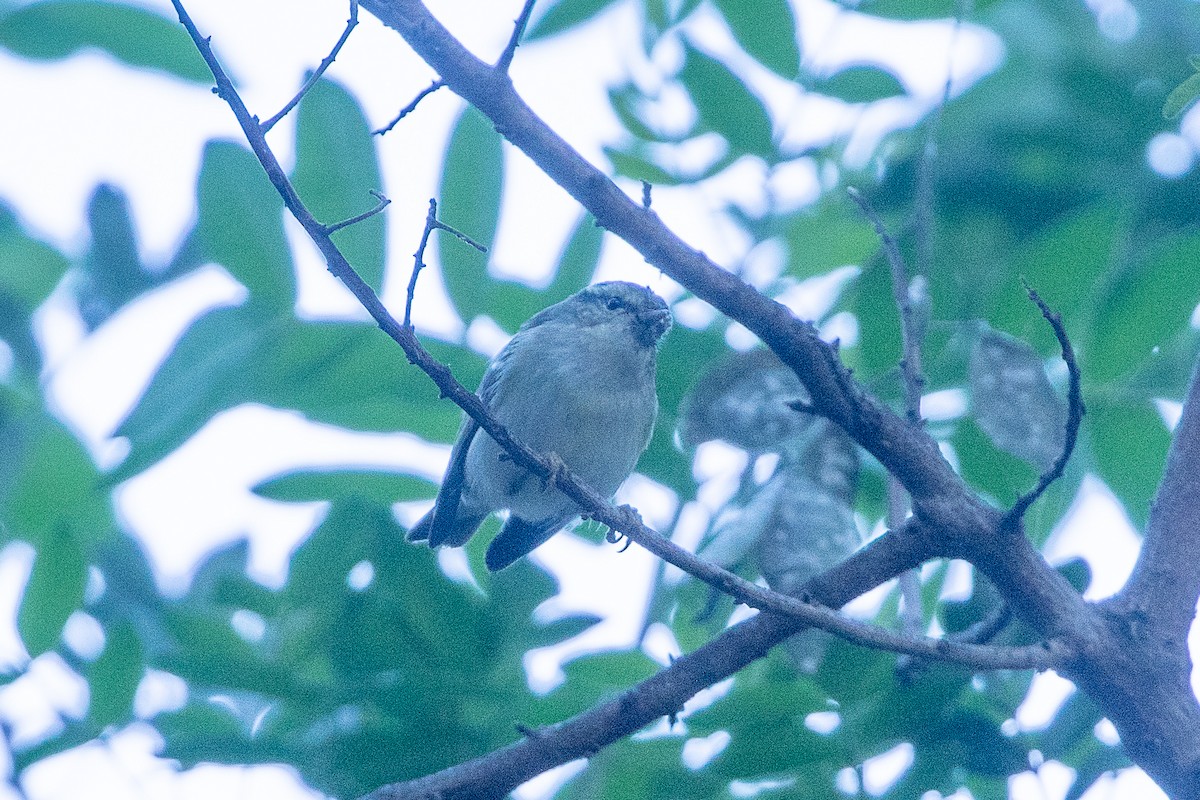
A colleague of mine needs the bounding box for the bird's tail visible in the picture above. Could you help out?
[484,515,569,571]
[407,508,485,548]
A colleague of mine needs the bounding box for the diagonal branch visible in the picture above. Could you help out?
[260,0,359,133]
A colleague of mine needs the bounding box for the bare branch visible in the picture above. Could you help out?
[260,0,359,133]
[847,185,925,427]
[495,0,537,73]
[374,79,445,136]
[1003,284,1085,525]
[404,198,487,327]
[323,188,391,234]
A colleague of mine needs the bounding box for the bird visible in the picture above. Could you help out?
[407,281,672,571]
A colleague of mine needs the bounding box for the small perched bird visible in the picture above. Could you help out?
[408,281,672,571]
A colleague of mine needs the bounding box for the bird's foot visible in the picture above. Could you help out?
[540,452,569,490]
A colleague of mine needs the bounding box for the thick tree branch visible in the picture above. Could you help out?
[1116,357,1200,650]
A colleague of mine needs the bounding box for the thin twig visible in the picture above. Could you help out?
[172,1,1054,673]
[495,0,537,73]
[641,181,652,209]
[405,198,487,327]
[323,189,391,235]
[260,0,359,133]
[847,186,925,427]
[374,79,445,136]
[1004,285,1085,525]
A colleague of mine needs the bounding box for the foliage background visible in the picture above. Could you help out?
[1,0,1198,797]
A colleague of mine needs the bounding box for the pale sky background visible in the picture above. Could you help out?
[0,0,1194,798]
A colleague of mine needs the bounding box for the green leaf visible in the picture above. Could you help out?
[0,203,70,310]
[546,214,603,299]
[2,415,108,541]
[0,0,210,82]
[785,198,880,279]
[0,203,70,370]
[605,147,688,186]
[252,470,434,505]
[18,525,87,657]
[88,621,144,727]
[114,307,477,480]
[862,0,975,19]
[477,213,605,331]
[1163,69,1200,119]
[173,141,294,309]
[528,0,622,39]
[713,0,800,78]
[952,416,1038,508]
[1087,400,1170,525]
[439,107,502,324]
[678,46,775,159]
[1087,231,1200,382]
[293,78,386,292]
[817,65,906,103]
[112,305,279,481]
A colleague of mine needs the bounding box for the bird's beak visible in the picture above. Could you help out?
[637,307,673,347]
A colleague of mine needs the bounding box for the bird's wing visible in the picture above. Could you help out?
[423,345,516,547]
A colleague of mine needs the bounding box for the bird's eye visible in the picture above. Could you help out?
[606,297,624,310]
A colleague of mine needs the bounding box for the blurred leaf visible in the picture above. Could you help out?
[485,213,605,330]
[562,737,725,799]
[18,525,86,657]
[969,326,1067,469]
[786,198,879,278]
[1087,400,1169,525]
[713,0,800,78]
[440,107,502,324]
[88,621,144,727]
[677,349,809,452]
[171,141,293,308]
[608,84,692,143]
[861,0,971,19]
[0,204,69,370]
[293,78,386,292]
[3,414,108,540]
[0,204,69,309]
[0,0,210,82]
[77,184,149,328]
[678,45,775,159]
[113,306,477,481]
[606,146,708,186]
[951,415,1038,507]
[817,64,906,103]
[1163,65,1200,119]
[253,470,434,505]
[528,0,622,39]
[1087,230,1200,382]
